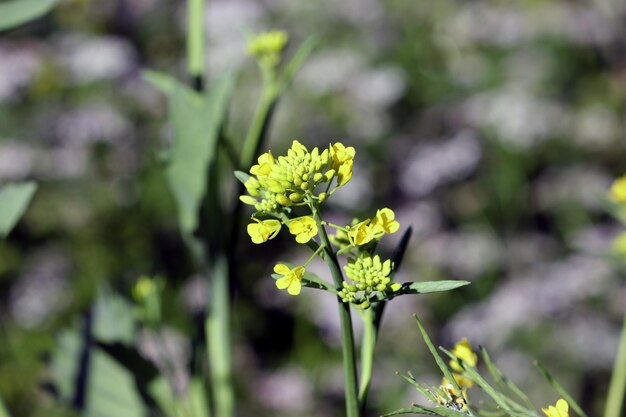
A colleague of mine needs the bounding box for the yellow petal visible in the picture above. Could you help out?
[296,233,311,244]
[555,399,568,416]
[273,264,290,275]
[276,277,290,290]
[287,279,301,295]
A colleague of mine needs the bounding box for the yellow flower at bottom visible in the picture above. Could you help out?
[610,175,626,204]
[542,399,569,417]
[247,218,281,244]
[288,216,318,243]
[274,264,305,295]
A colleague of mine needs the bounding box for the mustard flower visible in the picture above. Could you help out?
[247,218,281,244]
[610,175,626,205]
[371,208,400,235]
[450,337,477,372]
[247,30,288,68]
[274,264,305,295]
[347,220,375,246]
[330,143,354,187]
[436,381,467,411]
[542,399,569,417]
[288,216,318,243]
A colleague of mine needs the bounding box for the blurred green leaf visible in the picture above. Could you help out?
[142,70,181,96]
[92,289,135,345]
[165,75,235,236]
[278,36,318,92]
[51,328,146,417]
[0,398,11,417]
[0,0,57,31]
[0,181,37,239]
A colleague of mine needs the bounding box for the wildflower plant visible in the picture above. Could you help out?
[238,140,470,416]
[385,316,589,417]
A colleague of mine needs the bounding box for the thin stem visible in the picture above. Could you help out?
[358,308,376,412]
[239,84,278,170]
[313,206,360,417]
[206,255,234,417]
[604,301,626,417]
[187,0,205,90]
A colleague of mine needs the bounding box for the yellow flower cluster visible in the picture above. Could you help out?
[247,30,288,68]
[338,255,400,308]
[542,399,569,417]
[609,174,626,205]
[241,140,354,213]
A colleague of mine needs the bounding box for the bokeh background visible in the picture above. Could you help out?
[2,0,626,416]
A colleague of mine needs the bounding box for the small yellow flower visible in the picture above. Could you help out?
[247,218,281,244]
[337,158,353,186]
[288,216,318,243]
[371,208,400,235]
[347,220,375,246]
[542,399,569,417]
[450,337,477,372]
[250,151,275,177]
[330,142,356,169]
[247,30,288,68]
[609,175,626,205]
[133,276,156,302]
[274,264,305,295]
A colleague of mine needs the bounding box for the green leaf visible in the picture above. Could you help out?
[0,398,11,417]
[534,361,589,417]
[278,36,318,92]
[233,170,251,185]
[373,280,470,302]
[165,75,235,236]
[92,289,135,345]
[0,181,37,239]
[142,70,181,96]
[413,315,462,395]
[0,0,57,31]
[382,404,469,417]
[51,328,147,417]
[399,373,437,403]
[148,378,177,417]
[481,347,534,410]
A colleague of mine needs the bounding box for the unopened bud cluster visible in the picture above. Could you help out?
[338,255,399,308]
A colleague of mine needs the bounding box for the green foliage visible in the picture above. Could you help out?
[0,182,37,239]
[0,0,57,31]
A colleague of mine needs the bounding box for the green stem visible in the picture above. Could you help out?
[186,0,205,89]
[206,255,234,417]
[358,308,376,412]
[313,207,360,417]
[605,304,626,417]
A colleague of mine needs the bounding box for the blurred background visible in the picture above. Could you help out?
[1,0,626,416]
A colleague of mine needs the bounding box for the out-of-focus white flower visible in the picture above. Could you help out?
[256,368,313,412]
[572,105,620,150]
[534,165,612,211]
[399,131,482,197]
[0,44,41,102]
[55,103,133,146]
[348,66,406,109]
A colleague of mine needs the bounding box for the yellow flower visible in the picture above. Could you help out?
[451,373,474,389]
[247,30,288,68]
[542,399,569,417]
[450,337,477,372]
[371,208,400,235]
[330,142,355,169]
[250,151,275,177]
[610,175,626,204]
[247,218,281,244]
[274,264,305,295]
[133,276,156,302]
[288,216,318,243]
[337,158,353,186]
[347,219,375,246]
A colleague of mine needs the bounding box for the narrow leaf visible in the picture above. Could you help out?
[372,280,470,302]
[142,70,184,96]
[0,181,37,239]
[0,0,57,31]
[278,36,318,92]
[481,347,534,410]
[383,405,469,417]
[534,362,589,417]
[413,315,462,394]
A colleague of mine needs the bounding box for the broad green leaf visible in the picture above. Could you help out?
[86,350,146,417]
[0,181,37,239]
[534,362,589,417]
[165,75,235,236]
[51,328,146,417]
[0,0,57,31]
[0,398,11,417]
[92,289,135,345]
